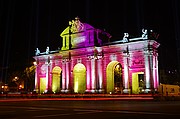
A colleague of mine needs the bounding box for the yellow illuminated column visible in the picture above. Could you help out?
[63,37,65,48]
[61,37,66,50]
[123,53,130,93]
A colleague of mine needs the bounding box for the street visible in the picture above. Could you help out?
[0,99,180,119]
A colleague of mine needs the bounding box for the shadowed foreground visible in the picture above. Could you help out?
[0,99,180,119]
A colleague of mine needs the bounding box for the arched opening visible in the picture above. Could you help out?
[114,63,123,93]
[52,66,62,93]
[106,61,123,94]
[73,63,86,93]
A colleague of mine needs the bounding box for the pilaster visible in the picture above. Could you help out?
[65,59,70,92]
[97,56,104,93]
[61,59,66,92]
[123,52,130,93]
[86,57,91,92]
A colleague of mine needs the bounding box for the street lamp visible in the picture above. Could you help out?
[12,76,19,82]
[33,61,37,65]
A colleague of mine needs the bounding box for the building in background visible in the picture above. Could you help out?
[33,17,160,94]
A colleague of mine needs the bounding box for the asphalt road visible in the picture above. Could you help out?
[0,99,180,119]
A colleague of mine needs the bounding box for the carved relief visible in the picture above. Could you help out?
[130,56,144,67]
[132,58,143,65]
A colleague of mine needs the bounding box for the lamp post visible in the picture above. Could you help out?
[33,61,37,65]
[12,76,19,91]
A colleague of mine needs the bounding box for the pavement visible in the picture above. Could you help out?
[0,94,155,101]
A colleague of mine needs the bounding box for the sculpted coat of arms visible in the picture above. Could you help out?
[69,17,84,33]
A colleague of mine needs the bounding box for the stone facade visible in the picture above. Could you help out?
[34,17,160,94]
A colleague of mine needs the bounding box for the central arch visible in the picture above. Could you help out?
[73,63,86,93]
[52,66,62,93]
[106,61,123,93]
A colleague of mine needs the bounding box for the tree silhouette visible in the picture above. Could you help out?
[23,65,35,91]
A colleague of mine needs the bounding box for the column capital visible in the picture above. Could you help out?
[62,58,70,63]
[123,53,130,58]
[87,55,97,60]
[144,49,153,56]
[87,53,103,60]
[77,58,82,63]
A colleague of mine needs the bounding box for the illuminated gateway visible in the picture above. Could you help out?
[33,17,160,94]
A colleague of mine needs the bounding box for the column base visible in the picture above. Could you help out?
[61,89,66,93]
[85,89,91,93]
[90,89,96,93]
[65,89,70,93]
[44,90,48,93]
[98,89,104,93]
[86,89,104,93]
[33,89,39,93]
[123,89,131,94]
[144,89,151,93]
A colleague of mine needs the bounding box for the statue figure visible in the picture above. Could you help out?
[35,48,40,56]
[142,29,148,39]
[46,46,49,54]
[122,33,129,42]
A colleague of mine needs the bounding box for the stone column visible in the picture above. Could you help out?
[156,54,159,89]
[144,50,153,93]
[91,57,96,92]
[63,37,65,48]
[153,53,159,90]
[37,64,41,94]
[97,56,103,92]
[45,61,49,93]
[123,53,130,93]
[70,59,75,92]
[86,57,91,92]
[149,50,154,91]
[65,59,70,92]
[61,59,66,92]
[153,54,157,90]
[48,60,53,93]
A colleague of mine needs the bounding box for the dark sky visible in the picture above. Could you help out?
[0,0,180,82]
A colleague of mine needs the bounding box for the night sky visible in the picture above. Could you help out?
[0,0,180,82]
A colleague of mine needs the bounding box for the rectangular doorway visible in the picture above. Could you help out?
[132,72,144,94]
